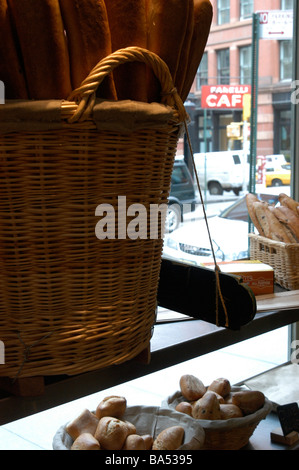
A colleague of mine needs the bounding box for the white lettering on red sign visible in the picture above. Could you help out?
[201,85,251,109]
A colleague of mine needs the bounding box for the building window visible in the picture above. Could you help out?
[218,0,230,25]
[240,0,254,19]
[196,53,208,89]
[280,40,293,80]
[217,49,230,84]
[281,0,293,10]
[239,46,252,84]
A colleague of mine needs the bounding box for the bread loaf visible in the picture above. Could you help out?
[152,426,184,450]
[146,0,191,102]
[8,0,72,99]
[0,0,28,98]
[104,0,148,102]
[59,0,117,99]
[181,0,213,102]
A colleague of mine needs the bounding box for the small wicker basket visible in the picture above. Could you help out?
[163,389,273,450]
[249,233,299,290]
[0,47,187,379]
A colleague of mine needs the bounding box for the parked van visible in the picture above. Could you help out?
[193,151,248,196]
[265,154,287,170]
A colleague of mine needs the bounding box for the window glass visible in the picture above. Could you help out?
[240,45,252,84]
[280,40,293,80]
[240,0,254,19]
[197,52,208,87]
[217,49,230,84]
[218,0,230,25]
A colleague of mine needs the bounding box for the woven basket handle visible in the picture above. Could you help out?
[66,46,187,123]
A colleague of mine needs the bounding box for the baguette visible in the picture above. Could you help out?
[146,0,191,103]
[246,193,266,236]
[272,205,299,242]
[59,0,117,99]
[279,193,299,214]
[181,0,213,102]
[175,0,194,99]
[253,201,291,243]
[8,0,72,99]
[104,0,148,102]
[0,0,28,98]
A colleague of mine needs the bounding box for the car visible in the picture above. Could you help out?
[166,159,199,232]
[265,164,291,187]
[162,193,279,265]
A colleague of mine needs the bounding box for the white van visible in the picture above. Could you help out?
[265,154,287,170]
[193,151,248,196]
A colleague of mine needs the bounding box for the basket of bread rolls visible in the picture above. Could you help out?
[52,395,206,450]
[163,374,273,450]
[0,0,212,379]
[246,193,299,290]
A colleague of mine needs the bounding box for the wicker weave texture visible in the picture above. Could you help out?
[249,233,299,290]
[0,122,180,378]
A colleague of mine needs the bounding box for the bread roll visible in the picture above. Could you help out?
[59,0,117,99]
[152,426,184,450]
[122,434,146,450]
[179,374,206,401]
[71,432,101,450]
[66,409,99,440]
[94,416,129,450]
[181,0,213,102]
[95,395,127,419]
[104,0,148,102]
[8,0,72,99]
[0,0,28,98]
[175,401,193,416]
[232,390,265,415]
[146,0,191,102]
[207,377,231,398]
[141,434,154,450]
[219,403,243,419]
[192,391,221,420]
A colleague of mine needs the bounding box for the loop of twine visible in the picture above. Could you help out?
[183,121,230,328]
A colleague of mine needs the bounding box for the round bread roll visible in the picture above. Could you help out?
[207,377,231,398]
[95,395,127,419]
[66,409,99,441]
[192,391,221,420]
[179,374,206,401]
[94,416,129,450]
[152,426,185,450]
[220,403,243,419]
[122,434,146,450]
[175,401,193,416]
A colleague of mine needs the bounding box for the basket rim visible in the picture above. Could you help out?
[249,232,299,248]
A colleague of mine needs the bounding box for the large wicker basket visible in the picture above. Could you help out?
[249,233,299,290]
[0,47,187,379]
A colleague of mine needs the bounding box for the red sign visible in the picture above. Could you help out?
[201,85,251,109]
